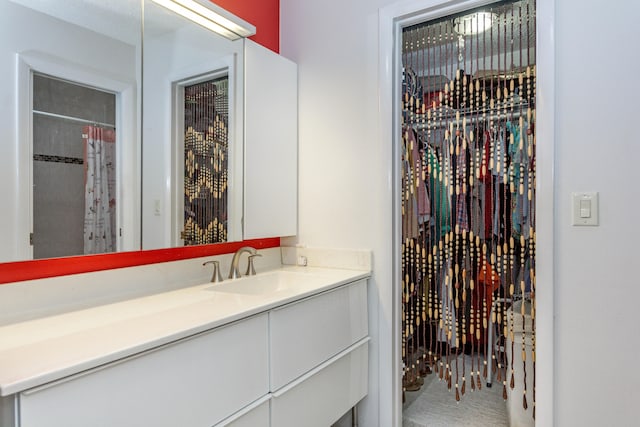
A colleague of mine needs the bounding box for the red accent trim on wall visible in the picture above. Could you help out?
[0,238,280,285]
[210,0,280,53]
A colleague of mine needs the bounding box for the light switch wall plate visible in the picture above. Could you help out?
[571,192,599,226]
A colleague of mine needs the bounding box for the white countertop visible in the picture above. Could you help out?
[0,266,369,396]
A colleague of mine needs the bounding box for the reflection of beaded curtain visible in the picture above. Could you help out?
[401,0,536,418]
[183,77,229,245]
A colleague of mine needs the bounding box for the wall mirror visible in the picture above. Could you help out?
[0,0,247,265]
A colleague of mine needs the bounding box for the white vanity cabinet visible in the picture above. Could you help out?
[0,273,369,427]
[17,314,269,427]
[271,339,369,427]
[215,398,270,427]
[269,279,368,390]
[269,279,369,426]
[243,39,298,239]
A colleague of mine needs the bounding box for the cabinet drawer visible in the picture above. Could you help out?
[271,339,369,427]
[216,397,270,427]
[269,279,368,390]
[19,314,269,427]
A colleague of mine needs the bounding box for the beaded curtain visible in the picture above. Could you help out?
[400,0,536,417]
[183,77,229,245]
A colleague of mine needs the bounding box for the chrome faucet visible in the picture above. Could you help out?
[228,246,261,279]
[202,260,223,283]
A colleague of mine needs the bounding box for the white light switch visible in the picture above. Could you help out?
[572,192,598,226]
[579,200,591,218]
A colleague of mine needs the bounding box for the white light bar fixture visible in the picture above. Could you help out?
[151,0,256,40]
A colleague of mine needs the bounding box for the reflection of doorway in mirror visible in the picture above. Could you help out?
[32,73,117,259]
[181,76,229,245]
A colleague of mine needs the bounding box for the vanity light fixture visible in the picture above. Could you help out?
[453,11,497,36]
[151,0,256,40]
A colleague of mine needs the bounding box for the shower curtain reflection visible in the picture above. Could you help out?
[83,125,117,254]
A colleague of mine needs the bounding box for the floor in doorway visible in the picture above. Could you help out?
[402,355,508,427]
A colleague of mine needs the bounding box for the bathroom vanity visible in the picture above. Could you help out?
[0,266,369,427]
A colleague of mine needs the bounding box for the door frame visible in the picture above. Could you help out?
[166,54,241,247]
[17,52,139,258]
[378,0,555,424]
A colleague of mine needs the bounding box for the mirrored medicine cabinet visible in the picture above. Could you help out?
[0,0,297,269]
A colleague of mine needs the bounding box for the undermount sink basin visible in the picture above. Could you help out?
[206,270,328,296]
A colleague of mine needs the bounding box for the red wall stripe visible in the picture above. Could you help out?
[211,0,280,53]
[0,238,280,285]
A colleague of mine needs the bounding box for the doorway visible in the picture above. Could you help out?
[32,73,118,259]
[397,1,537,425]
[172,70,231,247]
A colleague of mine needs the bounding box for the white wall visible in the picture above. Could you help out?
[282,0,640,426]
[0,0,139,262]
[554,1,640,425]
[280,0,393,425]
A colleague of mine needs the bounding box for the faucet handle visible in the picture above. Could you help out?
[245,254,262,276]
[203,260,223,283]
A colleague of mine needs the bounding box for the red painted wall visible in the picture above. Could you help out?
[211,0,280,53]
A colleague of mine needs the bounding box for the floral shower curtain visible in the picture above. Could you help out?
[83,125,116,254]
